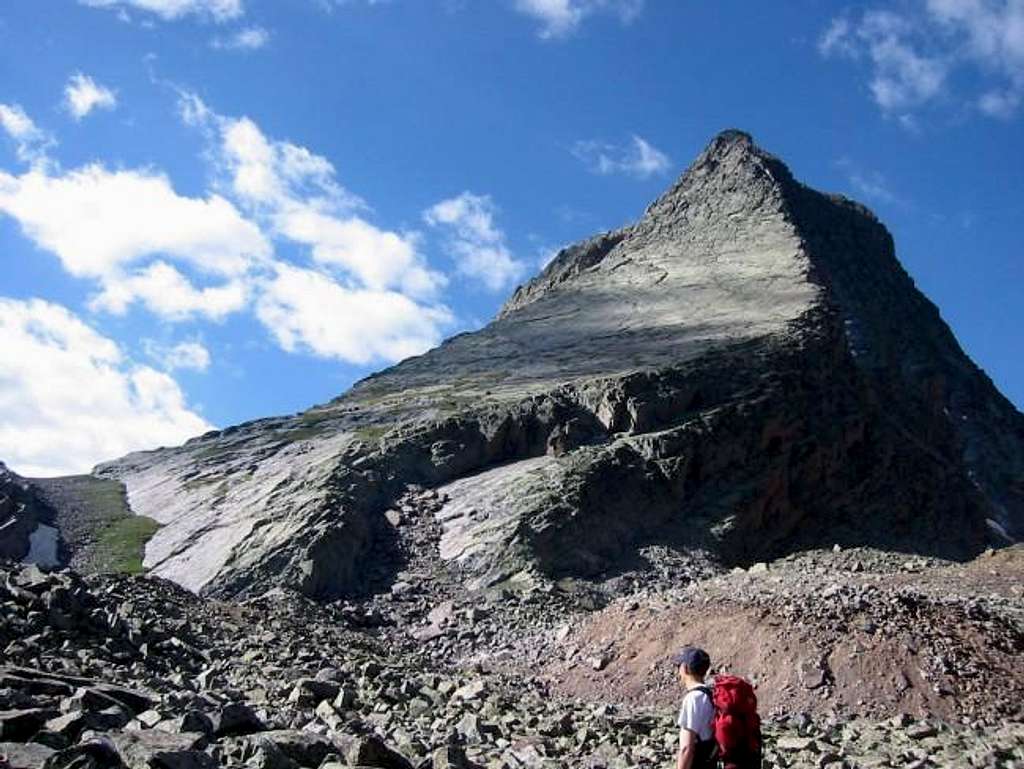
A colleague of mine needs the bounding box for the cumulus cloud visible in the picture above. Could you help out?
[143,339,212,371]
[0,163,269,318]
[64,73,118,121]
[256,264,453,365]
[198,107,364,213]
[0,297,212,477]
[89,262,248,320]
[277,208,444,298]
[571,134,671,179]
[182,93,446,302]
[514,0,644,39]
[79,0,243,22]
[211,25,270,51]
[0,92,455,367]
[178,93,453,360]
[424,192,526,292]
[819,0,1024,121]
[0,103,55,168]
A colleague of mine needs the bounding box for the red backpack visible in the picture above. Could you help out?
[697,675,762,769]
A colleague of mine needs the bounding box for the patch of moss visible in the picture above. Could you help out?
[353,424,390,445]
[192,444,230,461]
[61,475,129,515]
[94,515,161,575]
[298,409,335,426]
[283,424,329,443]
[182,475,220,491]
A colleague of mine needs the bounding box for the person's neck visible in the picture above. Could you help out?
[684,676,706,690]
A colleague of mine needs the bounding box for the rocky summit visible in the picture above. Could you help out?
[71,128,1024,599]
[2,130,1024,769]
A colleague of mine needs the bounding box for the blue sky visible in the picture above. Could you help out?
[0,0,1021,476]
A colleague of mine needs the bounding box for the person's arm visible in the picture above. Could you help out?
[676,727,697,769]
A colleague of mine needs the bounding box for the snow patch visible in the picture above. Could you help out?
[25,523,60,568]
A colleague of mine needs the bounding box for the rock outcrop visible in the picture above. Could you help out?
[76,129,1024,599]
[0,462,60,567]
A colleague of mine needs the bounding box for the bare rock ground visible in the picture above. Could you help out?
[1,541,1022,768]
[538,547,1024,724]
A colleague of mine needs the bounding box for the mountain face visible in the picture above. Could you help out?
[73,130,1023,598]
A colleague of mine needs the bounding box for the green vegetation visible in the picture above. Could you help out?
[58,475,129,515]
[353,424,391,445]
[182,474,222,491]
[29,474,160,575]
[93,515,161,575]
[192,444,231,461]
[282,424,330,443]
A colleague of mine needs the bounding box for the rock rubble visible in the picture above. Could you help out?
[2,544,1022,768]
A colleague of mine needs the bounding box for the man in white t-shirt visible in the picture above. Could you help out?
[672,646,716,769]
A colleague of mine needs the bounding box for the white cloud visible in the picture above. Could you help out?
[0,103,56,168]
[424,192,526,292]
[978,88,1021,116]
[174,93,457,361]
[276,208,444,298]
[0,163,268,319]
[0,165,267,279]
[182,93,446,302]
[143,339,212,371]
[571,134,671,179]
[0,104,39,142]
[0,298,212,477]
[89,262,248,320]
[79,0,243,22]
[256,264,453,365]
[211,25,270,51]
[64,73,118,121]
[820,1,1024,120]
[214,114,360,210]
[0,91,457,368]
[514,0,643,39]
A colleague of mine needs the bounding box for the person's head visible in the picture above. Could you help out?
[671,646,711,685]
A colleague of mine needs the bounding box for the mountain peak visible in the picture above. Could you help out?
[706,127,755,152]
[500,129,798,320]
[85,129,1023,601]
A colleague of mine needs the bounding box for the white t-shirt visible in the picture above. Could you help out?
[677,686,715,742]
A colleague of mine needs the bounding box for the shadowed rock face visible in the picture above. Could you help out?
[74,130,1023,598]
[0,462,61,565]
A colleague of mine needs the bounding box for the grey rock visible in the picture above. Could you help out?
[241,730,336,768]
[336,733,414,769]
[0,707,58,741]
[79,130,1022,600]
[208,702,263,737]
[0,740,56,769]
[108,730,212,769]
[287,679,340,708]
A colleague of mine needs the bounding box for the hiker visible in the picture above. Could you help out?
[673,646,716,769]
[672,645,763,769]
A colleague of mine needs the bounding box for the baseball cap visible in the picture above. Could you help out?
[671,646,711,672]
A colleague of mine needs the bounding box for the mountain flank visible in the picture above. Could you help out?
[7,129,1019,599]
[1,129,1023,769]
[77,129,1021,598]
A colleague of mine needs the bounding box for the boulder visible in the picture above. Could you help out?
[109,730,212,769]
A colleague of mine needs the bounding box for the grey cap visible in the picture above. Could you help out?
[671,646,710,672]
